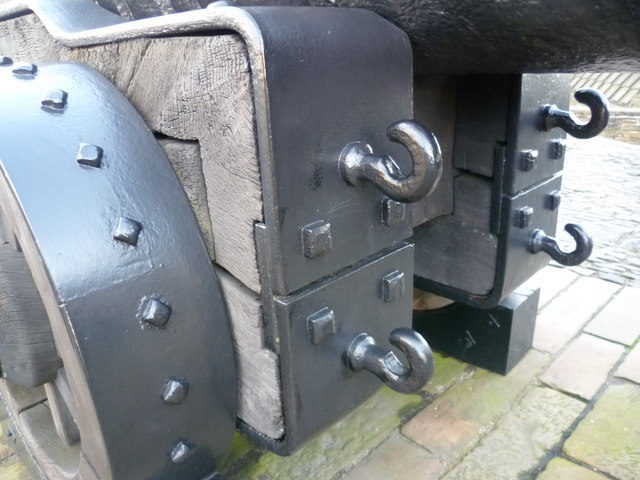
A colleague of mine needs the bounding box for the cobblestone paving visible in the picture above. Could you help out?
[559,137,640,286]
[0,143,638,479]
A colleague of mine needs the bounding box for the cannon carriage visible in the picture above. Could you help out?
[0,0,635,478]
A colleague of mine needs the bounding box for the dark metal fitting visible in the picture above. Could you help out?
[546,190,562,211]
[339,120,442,203]
[41,89,67,111]
[139,298,172,329]
[113,216,142,246]
[0,56,12,66]
[380,197,406,227]
[515,206,534,229]
[162,379,189,404]
[550,139,566,160]
[519,149,538,172]
[170,441,195,464]
[345,328,434,393]
[11,62,37,77]
[307,307,336,345]
[529,223,593,266]
[541,89,609,139]
[76,143,103,168]
[381,270,405,302]
[301,220,332,258]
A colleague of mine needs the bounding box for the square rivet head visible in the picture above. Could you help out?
[550,139,566,160]
[515,206,534,229]
[381,270,405,302]
[307,307,336,344]
[140,298,172,329]
[113,217,142,246]
[12,62,36,77]
[162,379,189,404]
[170,441,194,464]
[519,149,538,171]
[41,89,67,112]
[302,221,332,258]
[380,197,406,227]
[77,143,103,168]
[0,56,12,66]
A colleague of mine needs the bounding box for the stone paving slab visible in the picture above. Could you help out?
[0,456,30,480]
[540,334,625,400]
[564,383,640,480]
[536,457,608,480]
[615,342,640,384]
[341,431,444,480]
[230,387,423,480]
[560,138,640,287]
[522,266,578,310]
[533,276,620,354]
[423,352,472,398]
[442,387,585,480]
[584,286,640,345]
[401,350,549,464]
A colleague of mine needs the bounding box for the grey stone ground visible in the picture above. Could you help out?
[558,137,640,286]
[0,138,638,479]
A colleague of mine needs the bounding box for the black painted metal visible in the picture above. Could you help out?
[97,0,640,75]
[415,74,597,308]
[249,242,425,454]
[541,89,610,139]
[414,288,540,375]
[530,224,593,266]
[0,62,236,479]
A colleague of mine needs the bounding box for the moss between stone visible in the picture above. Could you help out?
[229,387,423,480]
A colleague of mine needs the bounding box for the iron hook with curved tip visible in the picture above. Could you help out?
[529,223,593,266]
[345,327,435,394]
[339,120,443,203]
[541,88,610,139]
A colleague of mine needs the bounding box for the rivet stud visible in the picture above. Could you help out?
[113,217,142,246]
[76,143,103,168]
[139,298,172,329]
[170,441,194,464]
[41,89,68,112]
[162,379,189,404]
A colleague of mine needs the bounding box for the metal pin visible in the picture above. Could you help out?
[113,217,142,246]
[170,441,194,464]
[162,379,189,404]
[41,89,68,112]
[140,298,172,329]
[12,62,37,77]
[0,56,12,66]
[515,207,533,229]
[76,143,103,168]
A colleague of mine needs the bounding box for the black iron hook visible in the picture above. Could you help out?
[541,88,609,139]
[529,223,593,266]
[339,120,443,203]
[345,327,434,393]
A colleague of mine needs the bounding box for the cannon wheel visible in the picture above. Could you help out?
[0,61,237,479]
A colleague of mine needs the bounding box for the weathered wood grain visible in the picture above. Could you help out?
[413,174,498,295]
[216,268,283,439]
[0,14,262,293]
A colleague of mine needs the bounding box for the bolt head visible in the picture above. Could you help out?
[550,139,566,160]
[140,298,172,329]
[170,441,194,464]
[307,307,336,345]
[520,149,538,172]
[11,62,37,77]
[515,206,534,229]
[380,197,406,227]
[76,143,103,168]
[302,221,332,258]
[162,379,189,404]
[113,217,142,246]
[381,270,405,302]
[0,56,12,66]
[546,190,562,211]
[41,89,68,112]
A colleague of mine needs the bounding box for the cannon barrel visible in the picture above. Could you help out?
[235,0,640,74]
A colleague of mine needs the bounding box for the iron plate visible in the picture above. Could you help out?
[248,243,414,454]
[0,62,236,479]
